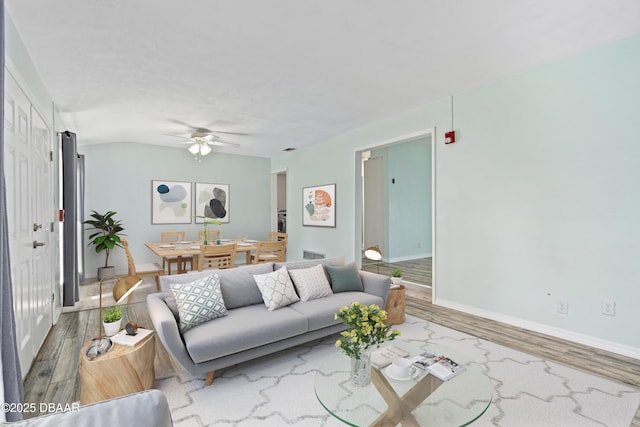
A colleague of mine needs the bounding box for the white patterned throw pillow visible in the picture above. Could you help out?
[170,274,228,333]
[253,265,300,311]
[288,264,333,301]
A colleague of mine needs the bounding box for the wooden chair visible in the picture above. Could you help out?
[121,239,164,298]
[268,231,288,255]
[160,231,193,274]
[198,229,221,243]
[251,240,286,264]
[198,243,237,271]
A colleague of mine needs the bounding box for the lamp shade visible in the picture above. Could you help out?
[112,275,143,303]
[364,245,382,261]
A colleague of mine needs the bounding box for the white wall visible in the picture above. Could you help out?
[273,34,640,356]
[81,142,271,276]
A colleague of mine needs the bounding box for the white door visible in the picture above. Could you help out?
[4,70,53,376]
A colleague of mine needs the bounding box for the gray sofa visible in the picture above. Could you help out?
[147,257,390,383]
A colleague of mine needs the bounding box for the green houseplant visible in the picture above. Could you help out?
[102,306,123,337]
[84,210,125,279]
[391,269,403,286]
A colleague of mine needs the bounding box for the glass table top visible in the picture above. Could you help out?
[315,340,492,426]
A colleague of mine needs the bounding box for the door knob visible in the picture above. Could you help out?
[33,223,43,231]
[33,241,45,249]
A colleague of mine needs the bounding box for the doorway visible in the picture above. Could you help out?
[271,169,287,235]
[355,129,435,290]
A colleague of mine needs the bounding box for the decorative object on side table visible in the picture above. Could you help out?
[390,269,403,287]
[85,274,143,360]
[83,210,125,279]
[335,302,401,387]
[102,306,123,337]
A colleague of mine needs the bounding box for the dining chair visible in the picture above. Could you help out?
[161,231,193,274]
[198,229,221,243]
[268,231,288,255]
[251,239,286,264]
[121,239,164,299]
[198,243,237,271]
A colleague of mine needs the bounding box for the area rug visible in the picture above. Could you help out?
[156,315,639,426]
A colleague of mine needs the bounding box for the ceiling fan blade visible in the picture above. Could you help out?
[206,140,240,148]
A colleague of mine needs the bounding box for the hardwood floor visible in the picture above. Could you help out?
[23,263,640,424]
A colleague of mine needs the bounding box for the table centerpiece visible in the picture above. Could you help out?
[335,302,400,386]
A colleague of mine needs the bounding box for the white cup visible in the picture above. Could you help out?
[390,357,412,377]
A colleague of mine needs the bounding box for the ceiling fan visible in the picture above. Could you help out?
[165,123,245,159]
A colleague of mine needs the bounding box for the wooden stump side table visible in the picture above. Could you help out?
[79,333,155,405]
[384,284,406,325]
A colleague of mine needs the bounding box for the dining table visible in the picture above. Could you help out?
[145,239,259,274]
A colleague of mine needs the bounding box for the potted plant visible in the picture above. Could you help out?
[391,269,403,286]
[102,306,123,337]
[84,210,125,279]
[335,302,400,386]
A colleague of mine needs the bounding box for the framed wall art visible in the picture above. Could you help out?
[302,183,336,227]
[194,183,230,223]
[151,180,192,224]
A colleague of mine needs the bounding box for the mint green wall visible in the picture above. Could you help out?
[387,137,432,261]
[81,143,271,276]
[273,34,640,353]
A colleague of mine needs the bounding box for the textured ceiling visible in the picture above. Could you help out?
[6,1,640,158]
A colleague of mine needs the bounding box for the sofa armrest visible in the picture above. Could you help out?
[359,270,391,306]
[147,293,197,373]
[1,390,172,427]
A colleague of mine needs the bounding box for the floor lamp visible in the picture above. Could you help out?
[87,274,143,359]
[364,245,383,274]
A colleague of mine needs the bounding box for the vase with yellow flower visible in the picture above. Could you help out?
[335,302,401,387]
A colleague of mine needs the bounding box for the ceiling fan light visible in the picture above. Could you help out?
[200,144,212,155]
[188,144,200,155]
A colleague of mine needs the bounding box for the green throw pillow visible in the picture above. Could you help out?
[325,263,363,293]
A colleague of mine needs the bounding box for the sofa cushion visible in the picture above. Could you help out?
[288,291,384,331]
[160,263,274,310]
[275,256,345,272]
[325,262,364,293]
[288,264,333,301]
[182,304,308,363]
[253,265,300,311]
[217,262,274,309]
[170,274,228,333]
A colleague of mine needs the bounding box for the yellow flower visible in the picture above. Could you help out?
[335,340,342,347]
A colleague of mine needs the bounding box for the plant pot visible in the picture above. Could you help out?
[98,266,115,280]
[391,276,402,286]
[103,319,122,337]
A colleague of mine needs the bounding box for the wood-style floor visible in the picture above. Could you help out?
[23,259,640,425]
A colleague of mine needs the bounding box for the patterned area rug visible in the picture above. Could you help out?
[156,315,639,426]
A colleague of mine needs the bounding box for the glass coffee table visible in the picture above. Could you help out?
[315,340,492,426]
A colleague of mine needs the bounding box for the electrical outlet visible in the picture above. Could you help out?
[557,299,568,314]
[602,299,616,316]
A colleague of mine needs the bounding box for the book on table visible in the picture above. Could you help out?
[110,328,153,347]
[413,351,465,381]
[371,344,410,369]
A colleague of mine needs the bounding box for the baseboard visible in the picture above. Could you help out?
[386,252,432,263]
[435,298,640,359]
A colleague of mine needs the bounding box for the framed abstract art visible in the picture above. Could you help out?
[302,184,336,227]
[151,180,192,224]
[194,183,230,223]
